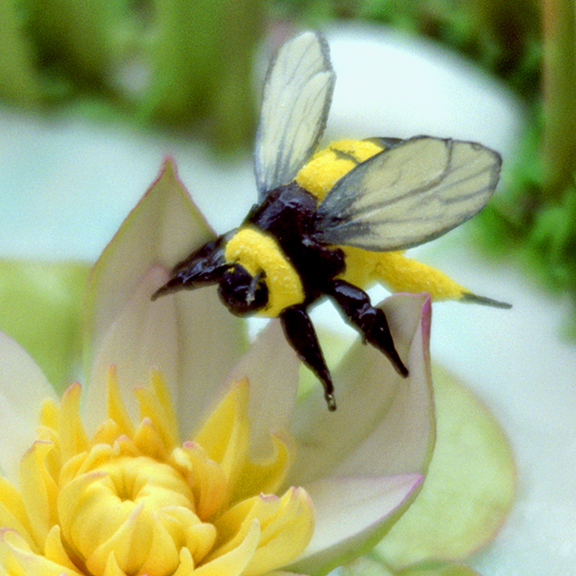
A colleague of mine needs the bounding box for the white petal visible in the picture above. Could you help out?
[0,333,57,482]
[289,294,433,483]
[85,266,180,431]
[83,159,246,434]
[289,473,423,573]
[174,285,248,439]
[84,159,213,370]
[224,320,300,458]
[332,294,434,476]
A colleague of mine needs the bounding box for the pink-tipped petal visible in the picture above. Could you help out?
[83,159,246,433]
[85,266,180,431]
[174,285,248,439]
[289,473,423,575]
[332,294,434,476]
[84,158,213,368]
[376,365,516,570]
[0,333,56,483]
[289,294,433,483]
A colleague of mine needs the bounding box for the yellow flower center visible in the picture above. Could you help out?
[0,369,313,576]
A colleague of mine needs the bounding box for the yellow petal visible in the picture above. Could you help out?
[194,380,250,492]
[59,383,89,462]
[19,440,58,547]
[91,419,124,446]
[105,366,134,438]
[57,470,115,556]
[60,443,113,485]
[172,546,195,576]
[44,525,77,571]
[133,370,179,452]
[212,488,314,574]
[242,488,315,576]
[150,369,179,444]
[194,520,260,576]
[0,528,82,576]
[102,551,126,576]
[132,509,181,576]
[38,399,59,431]
[162,506,216,562]
[0,476,34,550]
[171,442,228,520]
[114,436,140,459]
[85,505,152,576]
[232,431,294,504]
[211,496,263,558]
[133,418,169,460]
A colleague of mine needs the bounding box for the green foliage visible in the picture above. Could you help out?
[0,260,91,392]
[6,0,576,326]
[0,0,264,149]
[477,112,576,329]
[273,1,576,330]
[272,0,541,96]
[0,0,41,106]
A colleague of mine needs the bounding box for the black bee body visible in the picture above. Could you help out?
[154,181,408,411]
[244,182,345,305]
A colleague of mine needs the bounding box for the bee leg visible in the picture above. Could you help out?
[327,279,409,377]
[280,305,337,411]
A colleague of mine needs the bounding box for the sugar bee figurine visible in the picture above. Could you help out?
[153,31,510,410]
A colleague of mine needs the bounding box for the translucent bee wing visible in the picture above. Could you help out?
[254,30,336,200]
[314,136,502,251]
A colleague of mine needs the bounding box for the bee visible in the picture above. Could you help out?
[152,31,510,411]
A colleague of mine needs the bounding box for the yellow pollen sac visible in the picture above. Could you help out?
[340,247,472,301]
[0,369,314,576]
[296,139,498,305]
[225,227,305,317]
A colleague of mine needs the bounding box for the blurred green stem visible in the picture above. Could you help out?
[542,0,576,198]
[211,0,263,150]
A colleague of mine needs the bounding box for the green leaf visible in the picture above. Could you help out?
[0,260,91,392]
[0,0,41,105]
[341,554,395,576]
[341,554,481,576]
[396,559,481,576]
[374,364,516,569]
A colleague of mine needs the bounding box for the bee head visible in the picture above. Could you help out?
[218,264,269,316]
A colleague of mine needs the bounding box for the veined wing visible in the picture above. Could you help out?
[254,30,335,200]
[313,136,501,251]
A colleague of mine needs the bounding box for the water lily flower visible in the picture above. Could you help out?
[0,159,434,576]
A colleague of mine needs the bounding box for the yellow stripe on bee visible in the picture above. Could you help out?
[341,247,470,301]
[296,139,384,201]
[225,227,305,317]
[296,138,475,303]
